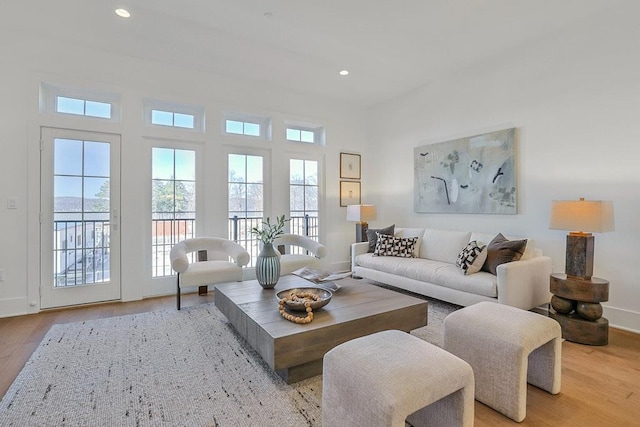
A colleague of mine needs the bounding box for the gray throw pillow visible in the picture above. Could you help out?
[482,233,527,275]
[366,224,395,253]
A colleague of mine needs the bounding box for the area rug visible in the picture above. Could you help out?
[0,297,458,427]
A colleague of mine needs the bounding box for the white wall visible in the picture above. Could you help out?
[0,33,366,317]
[367,4,640,332]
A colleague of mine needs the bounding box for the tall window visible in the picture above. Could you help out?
[290,159,319,248]
[228,154,263,266]
[151,148,196,277]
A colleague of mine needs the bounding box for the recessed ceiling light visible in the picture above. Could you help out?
[115,8,131,18]
[339,70,350,76]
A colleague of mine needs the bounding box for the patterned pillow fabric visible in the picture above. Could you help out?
[456,241,488,275]
[365,224,395,253]
[373,233,418,258]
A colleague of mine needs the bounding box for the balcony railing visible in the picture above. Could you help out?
[53,219,110,287]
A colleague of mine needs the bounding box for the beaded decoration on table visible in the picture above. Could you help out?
[278,291,320,324]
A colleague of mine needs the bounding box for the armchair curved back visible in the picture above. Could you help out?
[170,237,250,274]
[273,234,327,259]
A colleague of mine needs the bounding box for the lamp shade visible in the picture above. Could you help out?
[549,199,614,233]
[346,204,377,222]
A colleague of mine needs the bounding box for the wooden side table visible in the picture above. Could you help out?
[549,273,609,345]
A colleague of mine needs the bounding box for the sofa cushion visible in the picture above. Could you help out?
[470,232,537,261]
[355,253,497,298]
[374,234,418,258]
[394,228,425,258]
[481,233,527,275]
[420,229,472,264]
[366,224,395,253]
[455,241,488,275]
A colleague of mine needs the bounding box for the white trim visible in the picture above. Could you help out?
[603,305,640,334]
[143,98,205,133]
[222,111,271,140]
[40,82,122,122]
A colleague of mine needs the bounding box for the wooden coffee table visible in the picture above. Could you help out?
[215,275,428,383]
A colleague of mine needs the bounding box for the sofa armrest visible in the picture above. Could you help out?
[351,242,370,270]
[496,256,552,310]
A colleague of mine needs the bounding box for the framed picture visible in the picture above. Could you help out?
[414,128,516,214]
[340,153,361,179]
[340,181,361,206]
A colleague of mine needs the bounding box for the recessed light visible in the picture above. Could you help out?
[339,70,349,76]
[115,8,131,18]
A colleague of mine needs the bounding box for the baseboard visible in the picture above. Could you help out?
[604,305,640,334]
[0,297,32,318]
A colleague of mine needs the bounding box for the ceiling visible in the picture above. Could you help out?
[4,1,620,107]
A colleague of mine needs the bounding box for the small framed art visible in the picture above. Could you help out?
[340,153,361,180]
[340,181,361,206]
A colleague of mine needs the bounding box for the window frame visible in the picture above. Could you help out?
[223,112,271,140]
[40,82,122,122]
[285,123,325,145]
[143,99,205,133]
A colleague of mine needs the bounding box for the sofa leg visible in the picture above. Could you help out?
[176,274,181,310]
[198,285,208,295]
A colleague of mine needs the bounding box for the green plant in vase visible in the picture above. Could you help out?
[251,215,289,289]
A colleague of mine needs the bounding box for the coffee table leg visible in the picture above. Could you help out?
[276,359,323,384]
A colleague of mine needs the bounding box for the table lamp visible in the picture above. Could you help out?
[549,198,614,279]
[347,204,377,243]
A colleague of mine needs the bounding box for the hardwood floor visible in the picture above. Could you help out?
[1,294,639,426]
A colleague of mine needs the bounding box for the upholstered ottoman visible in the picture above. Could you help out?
[443,301,561,422]
[322,330,474,427]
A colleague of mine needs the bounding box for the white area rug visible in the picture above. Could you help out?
[0,296,458,426]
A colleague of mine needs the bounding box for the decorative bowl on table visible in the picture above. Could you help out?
[276,287,333,311]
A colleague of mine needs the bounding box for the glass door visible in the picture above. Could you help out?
[40,127,121,308]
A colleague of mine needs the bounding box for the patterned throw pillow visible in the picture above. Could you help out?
[456,241,488,275]
[365,224,395,253]
[373,233,418,258]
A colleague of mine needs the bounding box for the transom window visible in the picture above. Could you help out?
[151,110,195,129]
[226,120,260,136]
[40,82,121,122]
[56,96,112,119]
[284,122,325,145]
[223,112,270,139]
[286,127,315,143]
[144,99,204,132]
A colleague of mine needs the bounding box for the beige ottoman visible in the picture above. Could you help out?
[444,301,562,422]
[322,330,474,427]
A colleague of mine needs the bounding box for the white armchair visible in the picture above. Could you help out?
[273,234,328,276]
[170,237,250,310]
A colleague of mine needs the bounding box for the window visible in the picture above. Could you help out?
[40,83,121,121]
[56,96,112,119]
[285,122,325,145]
[144,99,204,132]
[151,148,196,277]
[226,120,260,136]
[151,110,195,129]
[228,154,264,266]
[223,112,271,139]
[289,159,319,249]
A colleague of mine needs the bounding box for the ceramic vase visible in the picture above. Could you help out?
[256,243,280,289]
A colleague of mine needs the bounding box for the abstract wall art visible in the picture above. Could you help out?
[414,128,517,214]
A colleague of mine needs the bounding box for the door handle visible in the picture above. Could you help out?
[112,209,119,231]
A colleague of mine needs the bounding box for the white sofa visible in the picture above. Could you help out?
[351,228,552,310]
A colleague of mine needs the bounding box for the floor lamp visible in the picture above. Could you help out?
[347,204,377,243]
